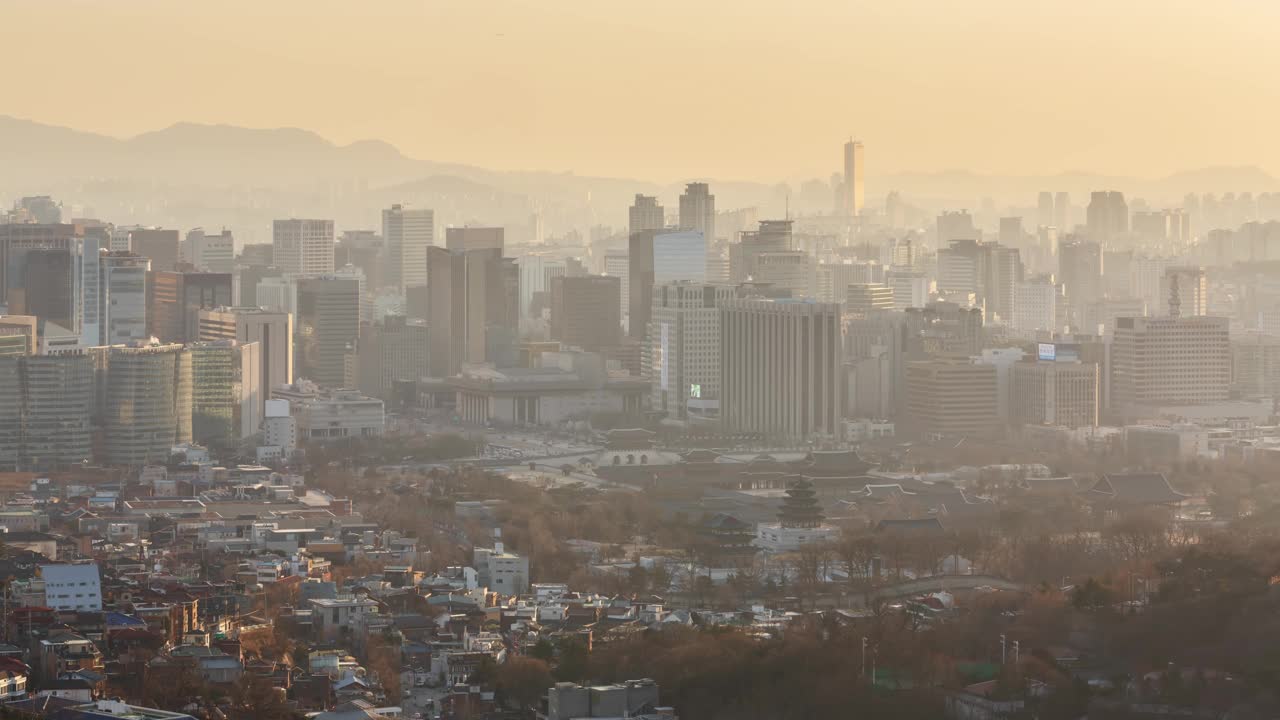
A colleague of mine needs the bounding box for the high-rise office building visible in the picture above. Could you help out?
[730,219,793,283]
[1011,359,1099,428]
[1012,277,1058,337]
[445,227,504,253]
[628,195,665,237]
[550,275,622,351]
[0,224,97,343]
[937,211,978,244]
[1058,239,1103,326]
[427,244,519,377]
[846,283,894,316]
[0,352,94,471]
[886,268,929,310]
[189,340,261,451]
[0,316,37,357]
[647,282,739,421]
[98,252,150,346]
[904,359,1000,438]
[197,306,294,401]
[679,183,716,243]
[752,251,814,299]
[382,204,433,291]
[272,219,335,276]
[93,342,192,466]
[843,139,865,216]
[1231,331,1280,400]
[129,229,181,272]
[16,196,61,224]
[184,228,235,274]
[296,277,360,388]
[147,271,233,344]
[1037,192,1055,228]
[720,299,842,439]
[1110,316,1230,412]
[356,315,430,400]
[1054,192,1070,231]
[1086,191,1128,243]
[628,229,707,340]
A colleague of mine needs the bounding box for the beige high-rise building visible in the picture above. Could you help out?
[1011,360,1099,428]
[846,283,894,316]
[904,359,1000,438]
[679,182,715,242]
[720,299,842,440]
[272,219,334,276]
[628,195,665,237]
[198,306,294,400]
[1110,316,1230,412]
[1230,331,1280,400]
[0,352,94,471]
[382,204,434,291]
[753,251,816,299]
[843,139,865,216]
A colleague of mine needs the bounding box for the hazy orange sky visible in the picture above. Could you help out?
[4,0,1279,182]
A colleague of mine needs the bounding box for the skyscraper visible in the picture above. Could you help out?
[147,271,233,344]
[273,219,335,276]
[550,275,622,351]
[647,282,739,421]
[98,252,150,346]
[129,228,181,272]
[0,352,94,471]
[628,229,707,341]
[427,244,519,377]
[184,228,235,273]
[296,276,360,388]
[189,340,262,451]
[1054,192,1070,231]
[904,359,1000,438]
[1037,192,1054,228]
[679,183,715,243]
[93,342,193,467]
[731,220,793,283]
[356,315,430,400]
[1111,316,1230,414]
[382,204,434,291]
[198,306,294,401]
[843,139,865,216]
[1086,191,1128,243]
[720,298,842,439]
[445,227,504,253]
[628,195,665,237]
[0,224,95,342]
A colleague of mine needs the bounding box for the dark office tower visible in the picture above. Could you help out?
[357,316,430,400]
[843,139,865,216]
[550,275,622,351]
[730,219,793,283]
[237,243,274,268]
[236,264,281,307]
[1058,239,1103,326]
[129,229,181,272]
[679,182,716,243]
[147,271,233,344]
[937,210,978,244]
[22,249,74,331]
[628,195,665,237]
[18,195,62,224]
[1054,192,1070,231]
[1086,191,1128,243]
[628,229,707,341]
[445,227,504,253]
[382,204,433,291]
[426,245,519,377]
[198,306,294,401]
[1037,192,1054,228]
[0,223,90,341]
[336,237,383,293]
[296,277,360,388]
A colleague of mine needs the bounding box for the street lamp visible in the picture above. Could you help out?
[1000,634,1007,665]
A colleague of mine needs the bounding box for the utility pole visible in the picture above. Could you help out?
[1000,634,1007,665]
[861,637,868,680]
[1013,640,1020,665]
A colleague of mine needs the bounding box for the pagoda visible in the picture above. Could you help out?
[778,477,824,529]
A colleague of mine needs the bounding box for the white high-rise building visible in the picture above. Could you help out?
[272,219,334,277]
[382,204,434,291]
[98,252,151,345]
[647,282,738,422]
[185,228,235,273]
[886,267,929,310]
[1013,278,1058,337]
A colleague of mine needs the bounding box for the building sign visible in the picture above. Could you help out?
[690,383,701,399]
[1037,342,1056,361]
